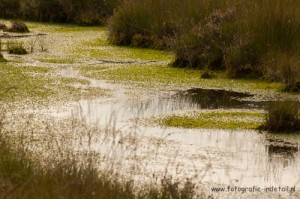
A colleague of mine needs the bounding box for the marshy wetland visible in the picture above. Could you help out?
[0,19,300,199]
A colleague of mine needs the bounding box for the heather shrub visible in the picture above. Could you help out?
[171,7,236,69]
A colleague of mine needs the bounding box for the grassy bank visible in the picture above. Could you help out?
[108,0,300,90]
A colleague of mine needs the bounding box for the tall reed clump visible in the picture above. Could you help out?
[222,0,300,84]
[108,0,217,49]
[108,0,174,48]
[264,101,300,133]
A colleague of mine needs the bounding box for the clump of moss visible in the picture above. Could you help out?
[263,101,300,132]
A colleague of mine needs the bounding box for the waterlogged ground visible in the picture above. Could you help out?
[1,20,300,198]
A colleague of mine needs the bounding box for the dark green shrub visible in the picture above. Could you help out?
[264,101,300,132]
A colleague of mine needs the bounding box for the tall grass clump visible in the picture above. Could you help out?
[108,0,175,48]
[263,101,300,133]
[108,0,219,49]
[241,0,300,86]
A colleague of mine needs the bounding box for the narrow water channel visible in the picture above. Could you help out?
[66,87,300,198]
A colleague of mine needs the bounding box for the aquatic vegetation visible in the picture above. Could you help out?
[38,58,76,64]
[159,111,264,129]
[0,64,109,103]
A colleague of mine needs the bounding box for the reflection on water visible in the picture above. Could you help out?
[174,88,260,109]
[74,88,300,123]
[267,139,299,157]
[266,139,300,167]
[68,87,300,196]
[130,88,300,117]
